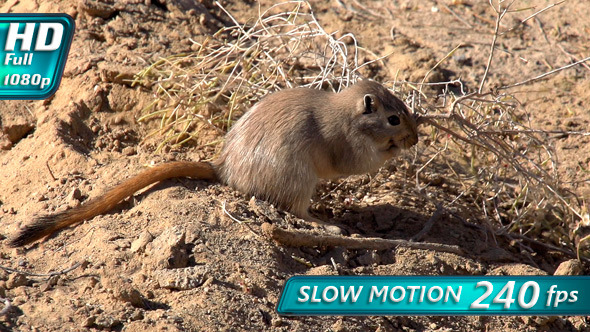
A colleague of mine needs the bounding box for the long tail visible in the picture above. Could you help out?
[9,161,216,247]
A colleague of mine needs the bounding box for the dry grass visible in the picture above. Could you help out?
[406,0,590,259]
[134,0,589,259]
[132,1,367,152]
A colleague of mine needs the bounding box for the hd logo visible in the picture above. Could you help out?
[0,14,74,99]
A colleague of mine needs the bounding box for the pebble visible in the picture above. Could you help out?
[115,286,145,308]
[6,273,28,289]
[146,226,188,269]
[130,231,154,253]
[82,315,96,328]
[122,146,136,156]
[69,188,82,201]
[153,266,209,290]
[554,259,583,275]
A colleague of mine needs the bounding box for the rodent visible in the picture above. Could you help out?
[9,80,419,247]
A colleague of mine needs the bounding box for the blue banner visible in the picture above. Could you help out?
[0,14,74,99]
[277,276,590,315]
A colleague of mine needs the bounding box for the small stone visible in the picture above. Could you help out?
[356,251,380,266]
[86,277,99,289]
[94,315,120,329]
[271,318,283,327]
[12,296,26,305]
[32,192,48,202]
[554,259,583,275]
[122,146,136,156]
[2,120,34,144]
[41,275,60,292]
[146,226,188,269]
[153,266,209,290]
[130,231,154,253]
[0,136,12,150]
[130,309,144,321]
[115,286,144,308]
[83,315,96,327]
[331,319,345,332]
[6,273,28,289]
[79,0,116,18]
[69,188,82,201]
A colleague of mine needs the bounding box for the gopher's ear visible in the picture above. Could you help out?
[363,94,375,114]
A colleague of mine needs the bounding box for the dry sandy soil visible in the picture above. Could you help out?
[1,0,589,331]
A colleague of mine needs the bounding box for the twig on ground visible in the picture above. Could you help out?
[45,161,57,181]
[411,204,445,242]
[499,56,590,90]
[0,261,82,280]
[222,201,262,239]
[442,4,473,28]
[500,1,565,36]
[261,223,463,255]
[505,232,581,260]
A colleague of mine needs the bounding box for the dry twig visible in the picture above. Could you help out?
[261,223,463,255]
[407,0,590,256]
[411,204,445,242]
[0,261,82,280]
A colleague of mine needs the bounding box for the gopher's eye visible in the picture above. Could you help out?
[388,115,400,126]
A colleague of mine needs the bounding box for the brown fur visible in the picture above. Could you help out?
[10,80,418,247]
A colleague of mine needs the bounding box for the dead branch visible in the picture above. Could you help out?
[479,2,510,93]
[222,201,262,239]
[499,56,590,90]
[411,204,445,242]
[0,261,82,280]
[261,223,463,255]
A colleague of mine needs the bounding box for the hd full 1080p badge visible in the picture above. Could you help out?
[0,14,74,99]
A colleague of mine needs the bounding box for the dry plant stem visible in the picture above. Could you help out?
[478,129,590,136]
[411,204,444,242]
[500,1,565,37]
[45,161,56,181]
[479,3,509,93]
[419,116,487,150]
[577,234,590,261]
[423,109,569,190]
[506,232,582,261]
[0,262,82,280]
[442,4,473,28]
[499,56,590,91]
[221,201,262,239]
[261,223,463,255]
[556,43,590,72]
[351,0,386,19]
[420,44,462,93]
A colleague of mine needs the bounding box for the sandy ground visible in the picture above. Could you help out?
[0,0,589,331]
